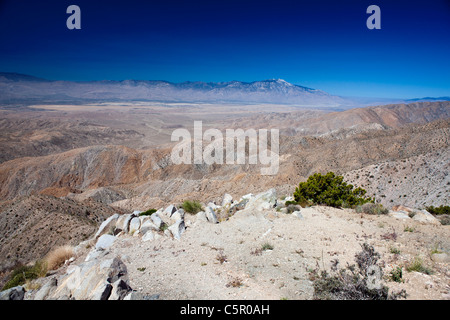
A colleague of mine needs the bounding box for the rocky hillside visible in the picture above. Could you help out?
[0,195,124,273]
[0,118,447,208]
[344,149,450,208]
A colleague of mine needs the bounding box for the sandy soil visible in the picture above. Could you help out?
[102,205,449,300]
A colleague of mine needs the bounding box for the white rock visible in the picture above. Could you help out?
[95,234,116,250]
[222,193,233,207]
[128,217,141,234]
[292,211,304,220]
[115,214,135,233]
[171,210,184,222]
[412,210,441,225]
[431,252,449,263]
[163,205,177,217]
[196,211,208,222]
[140,219,158,234]
[207,202,220,210]
[142,230,156,242]
[168,219,186,240]
[388,210,411,220]
[241,193,254,200]
[150,213,163,229]
[205,206,219,224]
[94,214,119,239]
[245,188,277,211]
[53,256,130,300]
[34,278,57,300]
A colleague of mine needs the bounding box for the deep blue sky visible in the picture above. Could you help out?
[0,0,449,98]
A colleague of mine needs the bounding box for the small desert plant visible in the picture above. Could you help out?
[139,209,157,216]
[43,245,74,271]
[380,228,398,241]
[406,257,433,275]
[181,200,203,214]
[261,242,274,251]
[356,203,388,215]
[226,277,243,288]
[403,226,415,232]
[216,251,228,264]
[311,243,406,300]
[250,248,262,256]
[2,260,48,291]
[390,266,403,283]
[389,247,401,255]
[408,211,417,218]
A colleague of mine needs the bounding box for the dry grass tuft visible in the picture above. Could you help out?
[44,245,75,271]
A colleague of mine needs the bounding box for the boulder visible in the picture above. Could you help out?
[163,205,177,217]
[222,193,233,207]
[128,217,141,235]
[171,210,185,222]
[292,211,304,220]
[0,286,25,300]
[34,278,58,300]
[142,230,156,242]
[229,198,249,215]
[150,213,164,229]
[196,211,208,222]
[412,210,441,225]
[109,279,132,300]
[388,210,411,220]
[115,213,135,233]
[431,252,450,263]
[245,188,277,211]
[52,256,130,300]
[168,219,186,240]
[205,206,219,224]
[241,193,254,200]
[95,234,116,250]
[140,219,158,234]
[94,214,119,239]
[392,205,414,213]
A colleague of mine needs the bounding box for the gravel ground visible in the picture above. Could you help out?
[105,205,450,300]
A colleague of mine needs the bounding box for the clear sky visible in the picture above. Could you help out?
[0,0,449,98]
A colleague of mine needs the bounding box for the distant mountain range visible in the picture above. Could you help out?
[0,72,448,107]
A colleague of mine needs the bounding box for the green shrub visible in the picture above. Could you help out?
[181,200,203,214]
[139,209,157,216]
[355,203,389,215]
[425,205,450,215]
[2,260,47,290]
[294,172,373,208]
